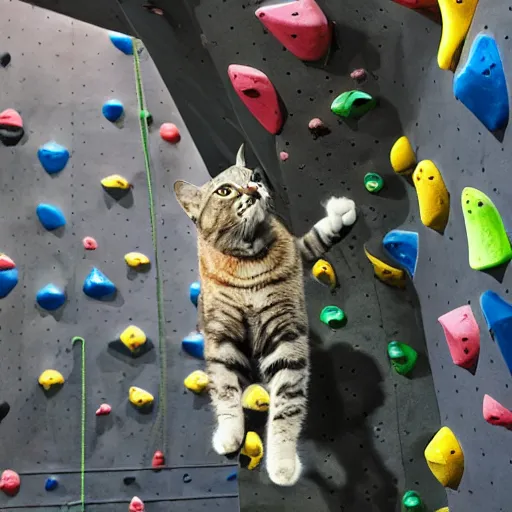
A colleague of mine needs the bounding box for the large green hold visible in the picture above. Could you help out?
[388,341,418,376]
[331,90,377,119]
[461,187,512,271]
[401,490,424,512]
[320,306,347,329]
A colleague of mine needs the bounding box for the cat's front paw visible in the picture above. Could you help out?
[267,452,302,486]
[325,196,357,229]
[212,422,244,455]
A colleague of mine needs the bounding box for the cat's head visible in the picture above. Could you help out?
[173,144,273,256]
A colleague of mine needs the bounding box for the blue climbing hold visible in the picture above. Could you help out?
[36,203,66,230]
[37,141,70,174]
[383,230,419,278]
[102,99,124,122]
[83,267,116,299]
[454,34,509,132]
[0,268,18,299]
[36,284,66,311]
[189,281,201,307]
[480,290,512,374]
[226,470,238,481]
[45,477,58,491]
[109,31,134,55]
[182,331,205,359]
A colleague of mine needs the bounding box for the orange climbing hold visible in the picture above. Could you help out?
[160,123,181,144]
[255,0,332,62]
[483,394,512,429]
[228,64,283,134]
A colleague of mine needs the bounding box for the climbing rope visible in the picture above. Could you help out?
[132,39,168,455]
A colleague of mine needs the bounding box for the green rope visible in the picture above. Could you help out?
[71,336,86,512]
[132,39,168,455]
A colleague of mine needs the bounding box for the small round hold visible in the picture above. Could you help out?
[95,403,112,416]
[308,117,330,138]
[83,236,98,250]
[102,99,124,122]
[320,305,347,329]
[279,151,289,161]
[0,53,11,68]
[0,470,20,496]
[140,110,153,126]
[160,123,181,144]
[38,369,65,391]
[152,450,165,468]
[183,473,192,483]
[123,476,136,485]
[350,68,367,83]
[45,477,58,491]
[364,172,384,193]
[226,471,237,481]
[0,401,10,422]
[129,496,145,512]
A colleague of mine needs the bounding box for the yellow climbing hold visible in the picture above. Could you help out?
[242,384,270,412]
[390,136,416,175]
[124,252,150,268]
[241,431,264,470]
[435,508,449,512]
[184,370,209,393]
[437,0,479,71]
[120,325,147,352]
[412,160,450,232]
[38,369,65,390]
[364,246,406,289]
[129,386,154,407]
[424,426,464,489]
[312,259,337,289]
[101,174,131,190]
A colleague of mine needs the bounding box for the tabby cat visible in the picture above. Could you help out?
[173,145,356,486]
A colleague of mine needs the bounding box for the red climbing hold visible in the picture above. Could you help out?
[0,470,20,496]
[483,394,512,429]
[0,109,23,128]
[95,403,112,416]
[392,0,437,7]
[82,236,98,251]
[255,0,332,62]
[228,65,283,134]
[0,254,15,270]
[160,123,181,144]
[129,496,145,512]
[152,450,165,468]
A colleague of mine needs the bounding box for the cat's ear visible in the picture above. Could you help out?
[173,180,201,222]
[236,144,246,167]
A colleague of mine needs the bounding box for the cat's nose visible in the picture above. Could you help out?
[244,182,260,196]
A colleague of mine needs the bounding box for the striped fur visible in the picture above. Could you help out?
[173,145,356,486]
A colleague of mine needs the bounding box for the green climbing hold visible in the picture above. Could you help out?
[461,187,512,271]
[331,90,377,119]
[320,306,347,329]
[364,172,384,193]
[140,109,153,126]
[387,341,418,376]
[402,490,424,512]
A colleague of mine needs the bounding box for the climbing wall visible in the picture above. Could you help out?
[0,1,238,510]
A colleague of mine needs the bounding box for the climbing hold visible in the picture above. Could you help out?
[102,99,124,122]
[320,305,347,329]
[129,496,145,512]
[412,160,450,232]
[435,509,449,512]
[0,268,18,299]
[308,117,330,138]
[401,490,424,512]
[45,477,58,491]
[160,123,181,144]
[279,151,289,161]
[83,267,117,299]
[461,187,512,270]
[152,450,165,468]
[124,252,150,268]
[424,426,464,489]
[242,384,270,412]
[182,331,205,359]
[182,473,192,483]
[140,109,153,126]
[387,341,418,376]
[454,33,509,132]
[123,476,136,485]
[312,259,337,289]
[0,402,10,423]
[0,52,11,67]
[393,0,438,6]
[82,236,98,250]
[364,172,384,193]
[36,284,66,311]
[109,31,134,55]
[226,470,238,481]
[241,431,264,470]
[120,325,147,353]
[36,203,66,231]
[0,470,20,496]
[0,254,15,271]
[437,0,479,71]
[95,403,112,416]
[480,290,512,373]
[128,386,154,408]
[438,305,480,369]
[383,230,419,278]
[482,394,512,429]
[0,108,24,146]
[390,136,416,175]
[37,141,70,174]
[101,174,131,191]
[38,369,65,391]
[331,90,377,119]
[364,239,406,289]
[189,281,201,307]
[255,0,332,62]
[350,68,367,83]
[184,370,209,394]
[228,64,283,134]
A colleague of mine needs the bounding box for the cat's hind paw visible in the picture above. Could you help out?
[325,196,357,230]
[267,453,302,487]
[212,422,244,455]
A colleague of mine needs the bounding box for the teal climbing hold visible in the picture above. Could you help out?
[109,31,134,55]
[182,331,204,359]
[383,230,419,278]
[36,204,66,230]
[102,100,124,122]
[480,290,512,374]
[36,284,66,311]
[83,268,116,299]
[189,281,200,307]
[454,33,509,132]
[0,268,18,299]
[331,90,377,119]
[38,142,69,174]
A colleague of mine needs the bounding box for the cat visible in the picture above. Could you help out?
[173,144,356,486]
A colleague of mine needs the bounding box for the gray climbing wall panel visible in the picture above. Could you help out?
[0,1,238,510]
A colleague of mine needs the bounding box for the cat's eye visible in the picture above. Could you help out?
[216,185,233,197]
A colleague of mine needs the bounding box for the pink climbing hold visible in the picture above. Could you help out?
[0,108,23,128]
[129,496,145,512]
[280,151,289,161]
[392,0,438,7]
[0,254,15,270]
[228,64,283,135]
[255,0,332,62]
[350,68,367,83]
[160,123,181,144]
[438,305,480,369]
[308,117,330,138]
[82,236,98,250]
[0,470,20,496]
[152,450,165,469]
[95,403,112,416]
[483,394,512,429]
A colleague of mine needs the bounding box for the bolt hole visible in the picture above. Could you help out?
[477,201,483,207]
[290,34,298,39]
[242,88,260,98]
[291,12,299,16]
